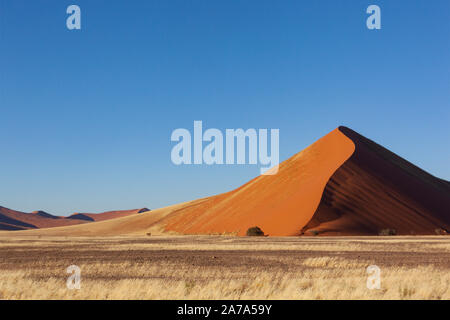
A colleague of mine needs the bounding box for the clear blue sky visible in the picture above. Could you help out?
[1,0,449,215]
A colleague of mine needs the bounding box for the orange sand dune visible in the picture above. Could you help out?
[302,127,450,235]
[2,126,449,237]
[162,128,355,236]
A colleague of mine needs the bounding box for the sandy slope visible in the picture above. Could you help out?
[2,126,449,237]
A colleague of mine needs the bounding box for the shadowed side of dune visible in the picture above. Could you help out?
[0,222,29,231]
[31,210,60,219]
[0,213,37,230]
[301,126,450,235]
[66,214,95,222]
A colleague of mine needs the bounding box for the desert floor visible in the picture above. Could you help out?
[0,235,449,299]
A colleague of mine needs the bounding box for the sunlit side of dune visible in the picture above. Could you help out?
[163,128,355,236]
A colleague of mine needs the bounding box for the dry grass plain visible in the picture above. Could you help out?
[0,235,449,300]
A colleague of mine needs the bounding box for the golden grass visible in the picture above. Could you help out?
[0,235,449,299]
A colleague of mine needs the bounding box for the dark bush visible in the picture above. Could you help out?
[435,228,449,235]
[379,228,397,236]
[246,226,265,236]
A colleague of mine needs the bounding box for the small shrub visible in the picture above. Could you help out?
[184,281,196,295]
[146,232,151,236]
[434,228,448,235]
[379,228,396,236]
[246,226,264,236]
[399,286,415,298]
[309,230,319,236]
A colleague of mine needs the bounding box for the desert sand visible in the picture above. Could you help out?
[0,235,449,299]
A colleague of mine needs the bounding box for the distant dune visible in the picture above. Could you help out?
[0,206,149,231]
[2,126,449,237]
[67,208,150,222]
[30,210,60,219]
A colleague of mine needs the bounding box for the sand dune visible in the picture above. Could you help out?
[162,127,355,236]
[0,206,82,230]
[31,210,60,219]
[0,206,148,231]
[302,127,450,235]
[0,202,192,236]
[2,126,449,237]
[67,208,150,222]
